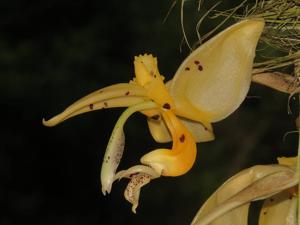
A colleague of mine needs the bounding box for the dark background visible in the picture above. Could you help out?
[2,1,297,225]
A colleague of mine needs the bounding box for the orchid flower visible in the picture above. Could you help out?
[43,19,264,212]
[191,157,298,225]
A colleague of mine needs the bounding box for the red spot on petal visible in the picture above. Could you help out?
[151,115,160,120]
[163,103,171,109]
[125,91,130,96]
[89,104,94,110]
[179,134,185,143]
[194,60,200,65]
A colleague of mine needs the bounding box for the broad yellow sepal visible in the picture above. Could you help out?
[170,19,265,123]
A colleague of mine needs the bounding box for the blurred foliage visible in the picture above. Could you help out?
[1,0,298,225]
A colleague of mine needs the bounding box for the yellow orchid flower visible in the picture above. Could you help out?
[42,19,264,212]
[191,157,298,225]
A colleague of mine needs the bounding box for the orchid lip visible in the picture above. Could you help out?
[141,109,197,177]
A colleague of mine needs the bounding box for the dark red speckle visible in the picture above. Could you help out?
[198,65,203,71]
[194,60,200,65]
[125,91,130,96]
[163,103,171,109]
[104,102,108,107]
[179,134,185,143]
[151,115,160,120]
[185,67,190,71]
[89,104,94,110]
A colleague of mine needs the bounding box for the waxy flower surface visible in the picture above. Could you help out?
[191,157,298,225]
[43,19,264,212]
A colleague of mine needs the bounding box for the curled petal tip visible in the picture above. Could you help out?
[42,117,56,127]
[101,188,110,196]
[132,205,138,214]
[42,118,47,125]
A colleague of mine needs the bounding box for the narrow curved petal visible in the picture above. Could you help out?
[43,83,147,127]
[191,165,296,225]
[171,19,265,123]
[101,101,158,195]
[259,190,297,225]
[141,110,197,176]
[147,116,214,143]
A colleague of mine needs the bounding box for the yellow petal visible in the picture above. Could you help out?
[170,19,265,123]
[277,156,297,167]
[42,83,147,127]
[259,190,297,225]
[141,110,197,176]
[147,116,214,143]
[191,164,296,225]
